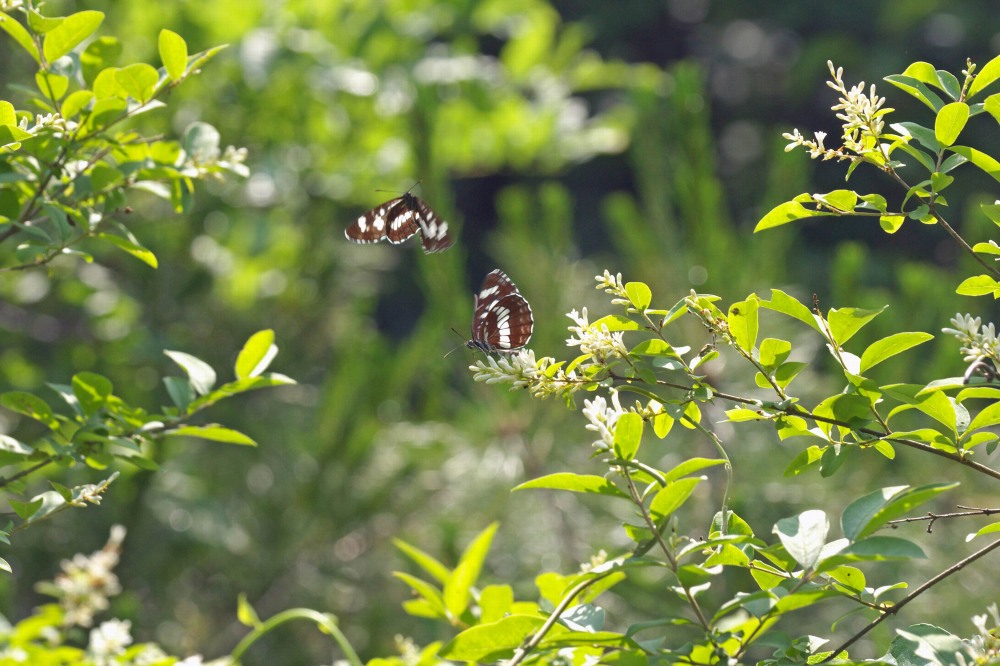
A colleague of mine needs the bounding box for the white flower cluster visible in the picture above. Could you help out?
[942,313,1000,362]
[46,525,125,627]
[582,392,624,451]
[88,618,132,664]
[469,349,582,398]
[969,603,1000,662]
[0,0,24,10]
[17,112,75,135]
[783,61,889,161]
[595,270,629,306]
[566,307,627,363]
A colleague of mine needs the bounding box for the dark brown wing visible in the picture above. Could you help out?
[412,197,453,253]
[468,270,532,352]
[345,197,420,245]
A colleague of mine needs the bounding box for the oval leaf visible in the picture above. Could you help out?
[514,473,628,498]
[159,29,188,81]
[42,10,104,63]
[773,509,829,569]
[613,412,643,459]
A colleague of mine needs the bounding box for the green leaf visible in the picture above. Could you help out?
[956,274,1000,297]
[159,29,188,82]
[754,194,833,231]
[884,385,958,435]
[827,306,884,346]
[624,281,651,311]
[95,233,158,267]
[115,63,158,103]
[966,400,1000,434]
[9,498,43,521]
[891,625,972,666]
[591,314,640,332]
[514,473,628,498]
[934,102,969,146]
[859,332,934,373]
[235,329,277,379]
[773,509,829,569]
[236,593,261,628]
[71,372,113,415]
[649,477,702,521]
[0,101,14,126]
[969,54,1000,99]
[0,14,40,63]
[813,189,858,212]
[885,69,945,112]
[0,391,59,429]
[984,94,1000,125]
[393,539,451,584]
[61,90,94,118]
[613,412,643,459]
[760,289,821,333]
[949,146,1000,184]
[758,338,791,369]
[879,214,906,233]
[967,521,1000,540]
[443,522,498,619]
[42,11,104,63]
[392,572,447,618]
[662,458,726,484]
[165,425,256,446]
[164,350,216,395]
[728,296,759,352]
[440,615,545,661]
[479,584,515,624]
[841,483,958,541]
[35,71,68,101]
[163,376,193,411]
[629,339,673,356]
[816,536,925,571]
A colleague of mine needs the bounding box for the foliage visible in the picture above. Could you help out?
[380,57,1000,664]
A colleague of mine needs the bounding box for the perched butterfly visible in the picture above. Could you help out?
[467,269,534,353]
[345,192,453,253]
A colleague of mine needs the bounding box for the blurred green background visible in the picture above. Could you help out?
[2,0,999,663]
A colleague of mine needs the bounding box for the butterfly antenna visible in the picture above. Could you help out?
[450,326,465,341]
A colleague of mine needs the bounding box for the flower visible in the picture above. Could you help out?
[469,349,584,399]
[87,618,132,663]
[595,270,629,305]
[783,61,891,162]
[566,307,628,363]
[943,313,1000,362]
[582,392,624,450]
[39,526,125,628]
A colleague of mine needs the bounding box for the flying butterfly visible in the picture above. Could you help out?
[467,269,534,354]
[345,191,453,253]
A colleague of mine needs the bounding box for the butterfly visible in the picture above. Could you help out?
[345,192,453,253]
[467,269,534,353]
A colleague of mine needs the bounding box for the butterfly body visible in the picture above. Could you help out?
[467,269,533,353]
[345,192,453,253]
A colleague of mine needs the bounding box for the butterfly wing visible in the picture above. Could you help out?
[469,270,533,352]
[345,197,420,246]
[483,293,533,351]
[412,197,453,253]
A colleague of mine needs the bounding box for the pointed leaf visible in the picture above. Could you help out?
[760,289,821,332]
[235,329,277,379]
[649,477,702,521]
[755,195,833,231]
[393,539,451,584]
[969,54,1000,99]
[97,233,158,268]
[859,332,934,373]
[828,306,884,345]
[164,350,216,395]
[443,523,498,619]
[841,484,958,541]
[0,14,40,63]
[165,425,256,446]
[514,473,628,498]
[439,615,545,661]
